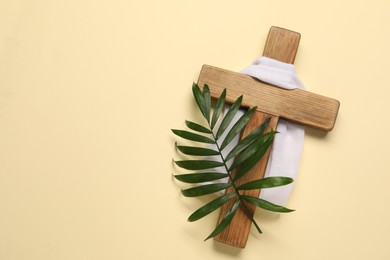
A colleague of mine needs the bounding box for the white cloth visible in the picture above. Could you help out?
[239,57,305,206]
[206,57,304,206]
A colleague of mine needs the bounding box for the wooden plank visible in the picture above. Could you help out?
[210,26,300,248]
[263,26,301,63]
[214,113,278,248]
[198,65,340,131]
[196,26,340,248]
[201,26,338,248]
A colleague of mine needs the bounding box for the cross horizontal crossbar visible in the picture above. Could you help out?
[198,65,340,132]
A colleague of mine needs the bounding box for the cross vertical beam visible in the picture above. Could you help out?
[212,27,300,248]
[198,26,339,247]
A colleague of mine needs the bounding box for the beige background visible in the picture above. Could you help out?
[1,0,389,259]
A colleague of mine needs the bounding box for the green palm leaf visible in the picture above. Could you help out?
[233,132,276,181]
[176,145,219,156]
[204,200,240,240]
[225,117,270,161]
[215,95,243,140]
[188,193,236,222]
[172,85,295,241]
[171,129,214,144]
[229,131,274,171]
[210,89,226,130]
[203,84,211,123]
[192,83,207,121]
[174,160,224,170]
[220,106,257,151]
[241,195,294,213]
[237,176,293,190]
[185,120,212,134]
[173,172,227,183]
[181,183,231,197]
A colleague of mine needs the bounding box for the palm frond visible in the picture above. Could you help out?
[210,89,226,130]
[220,106,257,151]
[204,200,241,241]
[225,117,270,161]
[185,120,212,134]
[174,160,224,170]
[202,84,211,123]
[176,144,219,156]
[233,132,276,181]
[237,176,293,190]
[215,95,243,140]
[188,193,236,222]
[241,195,294,213]
[173,172,227,183]
[171,129,214,144]
[181,183,232,197]
[172,83,295,241]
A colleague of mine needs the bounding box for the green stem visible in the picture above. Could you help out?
[209,126,262,234]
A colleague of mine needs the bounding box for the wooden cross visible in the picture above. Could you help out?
[196,26,340,248]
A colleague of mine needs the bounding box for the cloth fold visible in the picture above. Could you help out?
[239,57,305,206]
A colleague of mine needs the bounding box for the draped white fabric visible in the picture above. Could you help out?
[240,57,305,206]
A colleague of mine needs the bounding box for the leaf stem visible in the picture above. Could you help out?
[209,125,262,233]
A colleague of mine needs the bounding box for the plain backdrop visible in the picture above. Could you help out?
[1,0,389,259]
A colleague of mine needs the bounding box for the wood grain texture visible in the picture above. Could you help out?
[198,65,340,131]
[211,27,302,248]
[213,114,278,248]
[263,27,301,63]
[198,26,339,248]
